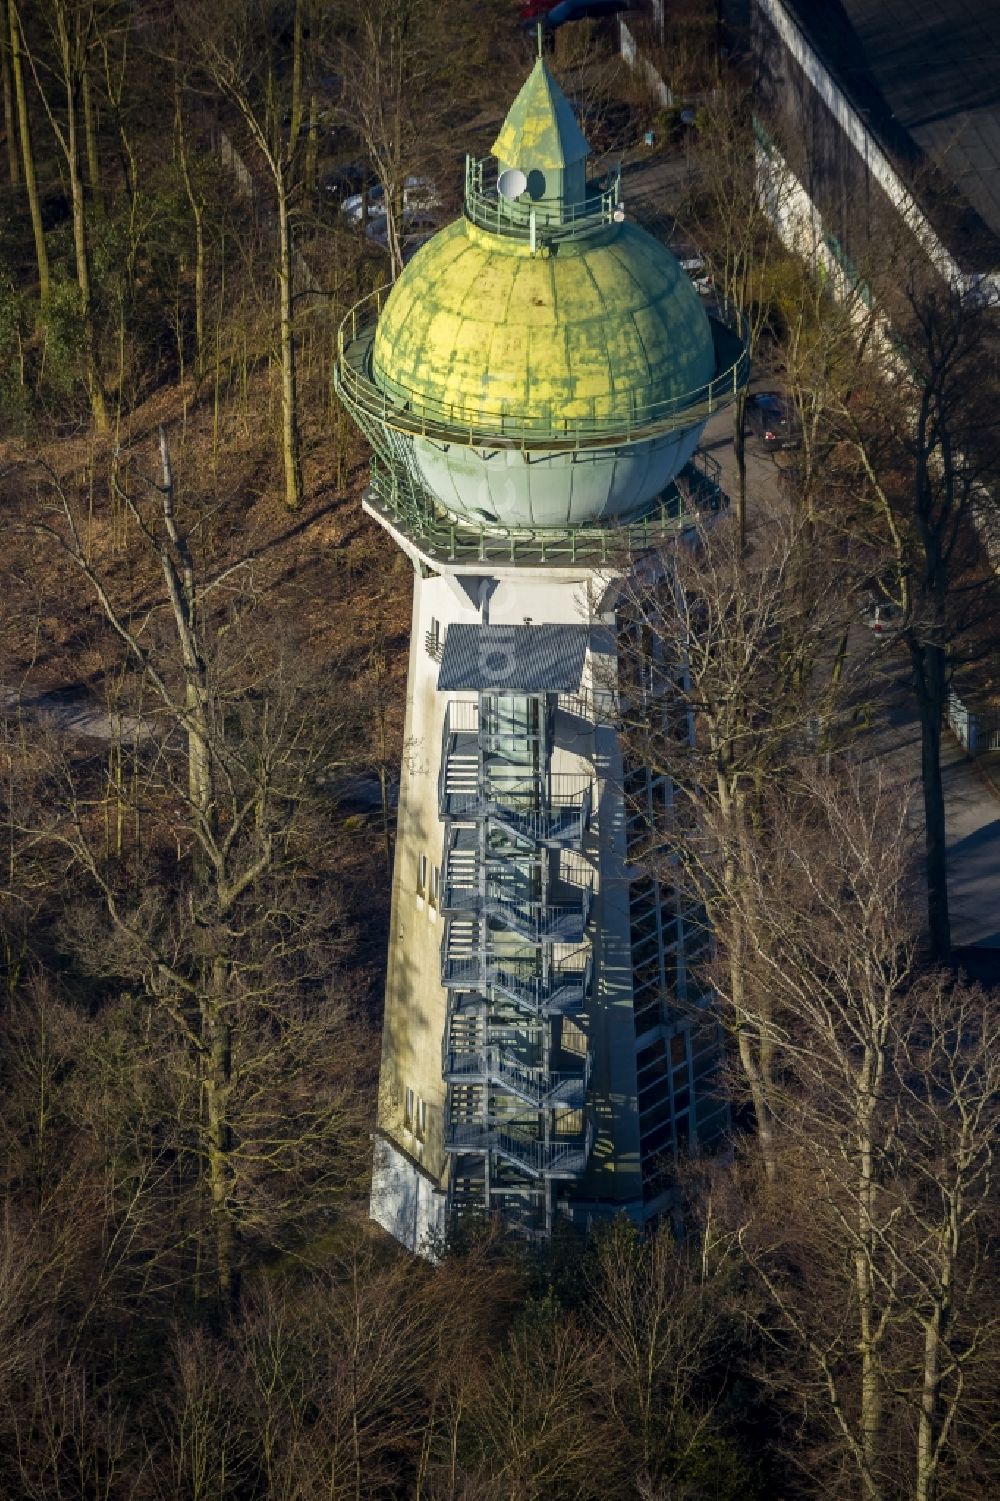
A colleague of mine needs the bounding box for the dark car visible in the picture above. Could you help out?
[520,0,631,28]
[746,391,801,451]
[322,162,366,209]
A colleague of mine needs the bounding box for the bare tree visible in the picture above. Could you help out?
[186,0,312,508]
[734,768,1000,1501]
[15,437,371,1306]
[585,1215,746,1498]
[830,277,1000,961]
[463,1295,606,1501]
[18,0,108,426]
[330,0,505,280]
[614,505,857,1179]
[682,81,790,546]
[1,0,18,188]
[6,0,49,301]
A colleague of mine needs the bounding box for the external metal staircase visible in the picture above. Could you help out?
[438,690,595,1237]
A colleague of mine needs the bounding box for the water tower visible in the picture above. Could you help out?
[336,54,748,1251]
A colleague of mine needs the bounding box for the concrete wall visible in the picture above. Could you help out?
[372,561,651,1245]
[370,1134,447,1257]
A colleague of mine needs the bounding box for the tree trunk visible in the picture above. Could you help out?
[1,0,18,190]
[378,762,392,874]
[192,204,205,379]
[304,86,318,200]
[7,0,48,301]
[915,1174,959,1501]
[174,88,205,380]
[81,51,102,218]
[719,777,777,1179]
[277,172,303,509]
[854,1082,883,1498]
[915,1307,942,1501]
[731,946,777,1181]
[734,389,747,549]
[915,642,949,962]
[59,22,106,429]
[202,960,235,1309]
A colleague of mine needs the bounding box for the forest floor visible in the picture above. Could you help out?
[1,361,414,1019]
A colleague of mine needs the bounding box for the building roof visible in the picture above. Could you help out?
[491,57,591,171]
[437,624,588,692]
[777,0,1000,265]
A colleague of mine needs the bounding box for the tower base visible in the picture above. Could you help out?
[370,1133,448,1257]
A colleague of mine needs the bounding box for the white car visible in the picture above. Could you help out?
[859,598,902,636]
[341,176,440,226]
[680,255,713,296]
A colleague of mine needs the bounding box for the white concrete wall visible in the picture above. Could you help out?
[375,570,479,1193]
[370,1134,447,1256]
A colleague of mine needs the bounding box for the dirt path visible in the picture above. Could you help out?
[1,686,152,745]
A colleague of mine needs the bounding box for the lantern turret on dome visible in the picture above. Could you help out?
[491,55,591,219]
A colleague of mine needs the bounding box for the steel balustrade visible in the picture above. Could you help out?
[440,685,597,1227]
[335,292,749,452]
[463,154,622,242]
[445,1120,594,1178]
[442,1046,592,1108]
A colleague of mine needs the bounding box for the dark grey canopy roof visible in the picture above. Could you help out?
[778,0,1000,263]
[437,625,588,692]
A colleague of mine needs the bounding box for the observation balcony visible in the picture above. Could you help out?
[438,747,592,844]
[441,699,479,739]
[442,1046,592,1109]
[444,1120,594,1179]
[463,155,622,244]
[363,453,728,568]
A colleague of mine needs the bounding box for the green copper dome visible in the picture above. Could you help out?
[372,215,716,433]
[335,57,748,531]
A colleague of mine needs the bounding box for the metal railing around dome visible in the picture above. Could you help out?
[362,453,728,567]
[335,287,750,453]
[463,155,623,242]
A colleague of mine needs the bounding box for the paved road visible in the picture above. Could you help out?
[854,654,1000,952]
[942,741,1000,950]
[701,403,777,512]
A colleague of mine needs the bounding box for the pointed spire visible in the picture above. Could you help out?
[491,58,591,173]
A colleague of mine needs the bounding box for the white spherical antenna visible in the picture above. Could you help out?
[497,167,528,202]
[613,205,625,223]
